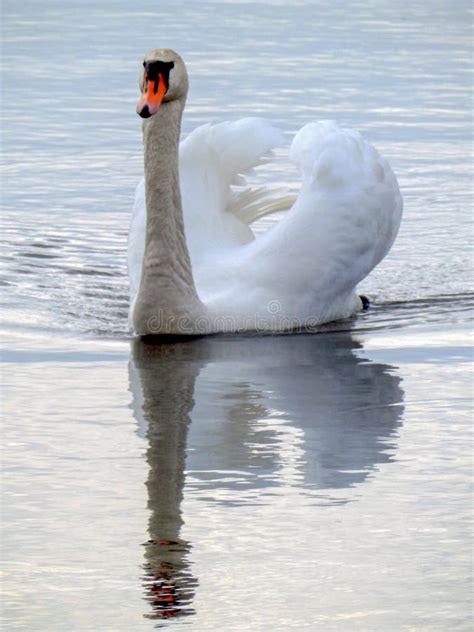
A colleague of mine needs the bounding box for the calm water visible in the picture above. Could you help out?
[1,1,473,630]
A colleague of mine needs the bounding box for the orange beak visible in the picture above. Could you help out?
[136,74,167,118]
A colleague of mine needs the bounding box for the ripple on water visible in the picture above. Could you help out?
[2,210,473,338]
[1,2,473,631]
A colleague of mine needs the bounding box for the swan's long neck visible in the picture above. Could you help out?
[133,99,206,334]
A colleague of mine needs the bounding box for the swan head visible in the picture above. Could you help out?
[136,48,188,119]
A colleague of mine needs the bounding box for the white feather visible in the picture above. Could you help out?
[128,118,402,330]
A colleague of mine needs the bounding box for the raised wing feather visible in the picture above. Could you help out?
[179,117,288,242]
[201,121,402,325]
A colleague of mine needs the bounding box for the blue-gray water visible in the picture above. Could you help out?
[1,1,473,630]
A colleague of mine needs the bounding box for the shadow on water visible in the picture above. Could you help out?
[129,331,405,623]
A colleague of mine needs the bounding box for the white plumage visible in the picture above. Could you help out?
[128,117,402,332]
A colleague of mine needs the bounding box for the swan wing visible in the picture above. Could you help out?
[286,120,403,275]
[179,117,290,239]
[200,121,402,326]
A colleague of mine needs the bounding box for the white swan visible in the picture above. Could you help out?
[128,48,402,335]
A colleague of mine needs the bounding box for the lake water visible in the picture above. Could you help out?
[1,1,473,630]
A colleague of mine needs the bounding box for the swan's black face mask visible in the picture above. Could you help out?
[143,60,174,86]
[137,60,175,119]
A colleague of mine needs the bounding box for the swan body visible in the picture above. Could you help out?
[129,49,402,335]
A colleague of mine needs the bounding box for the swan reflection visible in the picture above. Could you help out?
[129,332,404,620]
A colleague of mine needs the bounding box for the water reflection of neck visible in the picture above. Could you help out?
[132,339,199,621]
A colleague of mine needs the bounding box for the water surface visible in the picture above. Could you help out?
[1,1,472,630]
